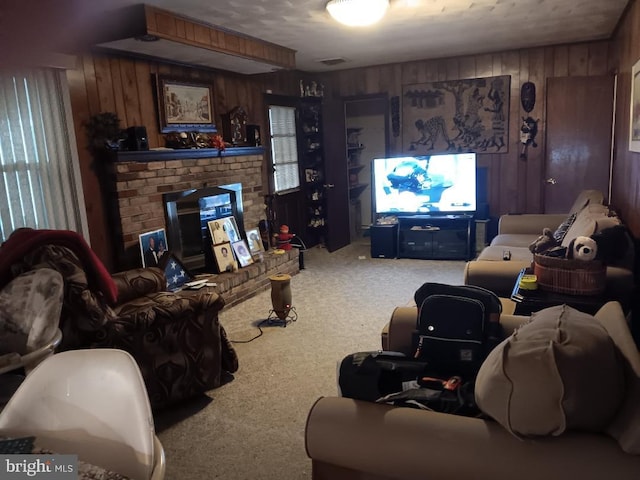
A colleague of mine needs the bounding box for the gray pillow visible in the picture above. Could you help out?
[475,304,625,437]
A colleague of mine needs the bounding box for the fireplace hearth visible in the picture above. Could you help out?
[164,183,245,272]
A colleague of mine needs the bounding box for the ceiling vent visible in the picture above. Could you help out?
[318,57,348,66]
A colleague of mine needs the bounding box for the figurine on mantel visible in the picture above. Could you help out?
[299,80,324,98]
[275,224,295,251]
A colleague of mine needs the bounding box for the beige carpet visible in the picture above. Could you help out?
[155,238,466,479]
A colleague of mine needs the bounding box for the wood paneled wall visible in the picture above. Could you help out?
[68,38,621,267]
[317,41,613,220]
[610,0,640,238]
[67,53,299,269]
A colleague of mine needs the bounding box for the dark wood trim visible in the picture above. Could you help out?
[113,146,264,162]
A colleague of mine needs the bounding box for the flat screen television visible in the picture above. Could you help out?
[372,152,477,216]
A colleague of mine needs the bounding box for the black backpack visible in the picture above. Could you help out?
[412,283,504,380]
[338,351,428,402]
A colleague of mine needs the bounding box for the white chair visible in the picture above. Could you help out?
[0,328,62,375]
[0,349,165,480]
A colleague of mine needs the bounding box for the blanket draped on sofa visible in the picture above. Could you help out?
[2,232,238,409]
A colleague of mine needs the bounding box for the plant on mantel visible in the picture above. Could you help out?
[84,112,125,153]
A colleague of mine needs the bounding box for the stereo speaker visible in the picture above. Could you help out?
[126,126,149,151]
[370,224,398,259]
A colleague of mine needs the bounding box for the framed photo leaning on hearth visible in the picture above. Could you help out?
[213,242,235,273]
[208,219,230,245]
[630,58,640,153]
[246,228,264,254]
[232,240,254,267]
[139,228,168,268]
[155,74,216,133]
[221,216,240,243]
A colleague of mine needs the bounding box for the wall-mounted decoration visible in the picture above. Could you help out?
[520,81,536,113]
[390,96,400,138]
[402,75,510,155]
[629,58,640,153]
[221,106,248,145]
[519,116,539,160]
[155,75,216,133]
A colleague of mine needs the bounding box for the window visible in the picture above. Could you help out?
[0,68,87,242]
[268,104,300,193]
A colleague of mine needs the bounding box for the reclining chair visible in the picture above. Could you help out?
[0,229,239,409]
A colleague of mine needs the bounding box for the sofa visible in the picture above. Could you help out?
[0,229,239,409]
[463,190,635,304]
[305,302,640,480]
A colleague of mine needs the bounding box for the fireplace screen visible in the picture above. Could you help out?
[164,185,244,272]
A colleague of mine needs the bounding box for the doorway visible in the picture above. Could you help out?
[344,95,389,240]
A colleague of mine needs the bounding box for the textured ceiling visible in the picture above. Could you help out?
[4,0,630,72]
[117,0,630,72]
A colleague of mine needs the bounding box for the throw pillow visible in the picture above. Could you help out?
[475,304,625,437]
[0,268,63,355]
[552,213,576,243]
[595,301,640,455]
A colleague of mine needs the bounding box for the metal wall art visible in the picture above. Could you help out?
[402,75,511,155]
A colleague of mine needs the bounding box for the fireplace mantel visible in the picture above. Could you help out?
[113,146,265,162]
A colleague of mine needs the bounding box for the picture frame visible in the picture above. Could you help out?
[246,228,264,253]
[155,75,216,133]
[232,240,254,267]
[213,242,235,273]
[221,216,241,243]
[139,228,168,268]
[158,252,194,292]
[629,58,640,153]
[208,219,230,245]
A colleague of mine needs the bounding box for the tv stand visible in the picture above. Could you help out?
[397,215,473,260]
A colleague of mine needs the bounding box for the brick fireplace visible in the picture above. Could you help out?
[110,149,265,269]
[108,148,299,307]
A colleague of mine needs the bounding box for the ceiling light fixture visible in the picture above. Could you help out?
[326,0,389,27]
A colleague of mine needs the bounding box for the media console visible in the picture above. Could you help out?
[396,215,473,260]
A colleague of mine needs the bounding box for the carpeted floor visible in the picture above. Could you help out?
[155,237,466,479]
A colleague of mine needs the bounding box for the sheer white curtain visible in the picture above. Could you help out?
[0,68,88,242]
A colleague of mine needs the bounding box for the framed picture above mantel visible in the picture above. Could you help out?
[154,75,216,133]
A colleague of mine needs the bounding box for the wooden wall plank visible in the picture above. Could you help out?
[501,51,521,213]
[458,56,476,79]
[525,48,547,213]
[553,45,569,77]
[94,55,116,113]
[588,42,610,75]
[475,54,493,78]
[568,44,589,76]
[516,50,530,213]
[119,58,142,126]
[109,58,127,120]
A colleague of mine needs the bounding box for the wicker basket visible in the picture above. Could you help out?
[533,254,606,296]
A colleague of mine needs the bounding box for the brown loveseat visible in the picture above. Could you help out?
[305,302,640,480]
[463,190,635,303]
[0,229,238,409]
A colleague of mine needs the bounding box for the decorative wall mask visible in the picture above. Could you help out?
[520,81,536,113]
